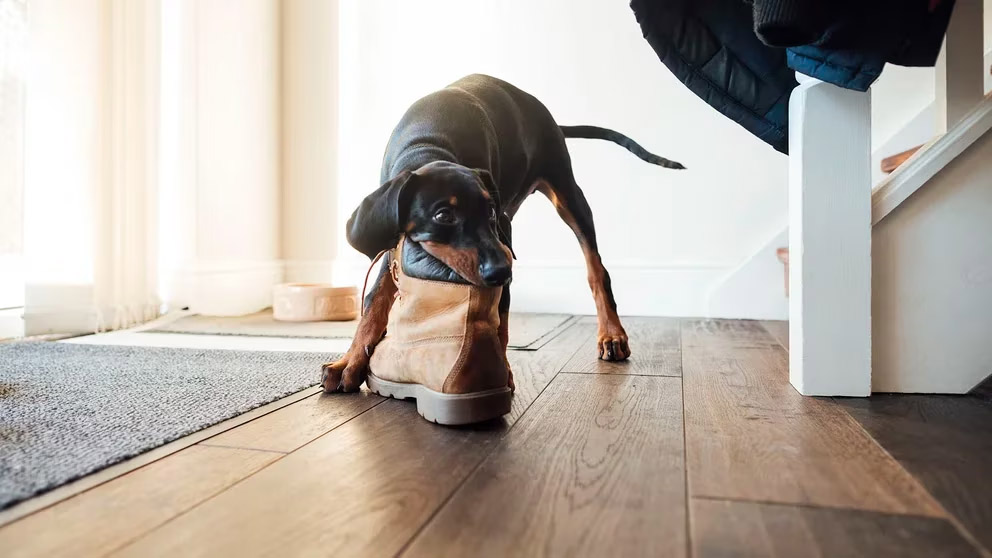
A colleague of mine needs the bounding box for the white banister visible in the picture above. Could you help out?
[788,74,872,396]
[935,0,985,132]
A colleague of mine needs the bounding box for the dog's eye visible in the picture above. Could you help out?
[433,207,456,225]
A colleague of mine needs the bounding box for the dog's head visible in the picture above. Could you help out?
[347,161,513,287]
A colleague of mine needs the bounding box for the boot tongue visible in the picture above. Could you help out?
[400,237,471,285]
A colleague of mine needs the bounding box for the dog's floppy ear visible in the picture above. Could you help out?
[346,171,416,260]
[474,168,497,198]
[474,168,517,260]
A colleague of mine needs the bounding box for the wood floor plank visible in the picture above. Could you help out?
[0,445,279,558]
[681,319,942,516]
[403,374,686,558]
[108,321,590,556]
[760,320,789,351]
[561,316,681,376]
[200,389,382,453]
[111,401,505,558]
[691,498,980,558]
[839,394,992,553]
[505,321,594,424]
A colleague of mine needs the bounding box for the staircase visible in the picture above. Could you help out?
[786,0,992,396]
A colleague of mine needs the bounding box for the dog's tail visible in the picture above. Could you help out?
[559,125,685,170]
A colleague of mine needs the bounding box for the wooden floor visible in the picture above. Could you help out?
[1,318,990,557]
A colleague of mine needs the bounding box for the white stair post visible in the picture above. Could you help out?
[788,74,872,396]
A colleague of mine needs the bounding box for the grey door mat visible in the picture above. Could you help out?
[0,342,337,511]
[148,311,575,351]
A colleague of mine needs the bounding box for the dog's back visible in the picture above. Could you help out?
[381,74,558,196]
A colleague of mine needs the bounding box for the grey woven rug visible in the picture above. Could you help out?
[148,311,575,350]
[0,342,337,511]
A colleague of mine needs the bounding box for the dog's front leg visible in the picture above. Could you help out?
[321,257,397,393]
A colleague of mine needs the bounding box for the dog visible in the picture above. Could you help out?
[322,74,683,393]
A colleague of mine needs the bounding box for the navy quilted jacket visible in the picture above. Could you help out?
[630,0,955,153]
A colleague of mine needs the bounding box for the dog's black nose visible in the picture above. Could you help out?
[479,261,511,286]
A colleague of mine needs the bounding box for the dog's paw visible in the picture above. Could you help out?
[597,331,630,362]
[507,367,515,392]
[320,354,369,393]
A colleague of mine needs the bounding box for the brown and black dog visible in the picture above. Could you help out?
[322,74,683,393]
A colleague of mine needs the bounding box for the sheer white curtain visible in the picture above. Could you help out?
[21,0,160,335]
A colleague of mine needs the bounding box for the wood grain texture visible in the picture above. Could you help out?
[561,317,681,376]
[692,498,980,558]
[505,321,594,424]
[760,320,789,351]
[0,386,321,528]
[682,319,942,516]
[111,401,504,558]
[403,374,686,558]
[972,375,992,402]
[0,445,279,558]
[880,144,923,173]
[200,390,382,453]
[839,394,992,553]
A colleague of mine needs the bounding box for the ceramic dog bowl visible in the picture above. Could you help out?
[272,283,358,322]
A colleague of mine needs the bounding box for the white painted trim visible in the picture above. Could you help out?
[21,283,160,335]
[333,255,735,317]
[168,259,284,317]
[872,129,992,394]
[872,95,992,224]
[706,227,789,321]
[513,259,732,271]
[788,75,872,397]
[0,307,23,339]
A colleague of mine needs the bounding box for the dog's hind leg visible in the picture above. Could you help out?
[321,256,397,392]
[496,213,515,390]
[534,174,630,361]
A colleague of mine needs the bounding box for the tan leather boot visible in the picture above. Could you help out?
[368,238,512,425]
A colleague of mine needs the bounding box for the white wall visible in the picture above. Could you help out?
[873,124,992,393]
[281,0,340,283]
[163,0,283,316]
[871,65,935,153]
[336,0,788,317]
[194,0,280,264]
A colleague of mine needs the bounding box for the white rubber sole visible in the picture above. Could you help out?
[366,373,512,425]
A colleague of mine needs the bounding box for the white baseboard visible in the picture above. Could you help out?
[336,255,765,317]
[168,260,284,317]
[23,284,98,335]
[705,227,789,321]
[22,284,161,335]
[0,308,24,339]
